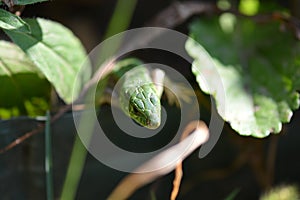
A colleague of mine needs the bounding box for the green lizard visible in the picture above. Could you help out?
[99,58,192,129]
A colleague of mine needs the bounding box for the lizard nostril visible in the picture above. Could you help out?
[150,95,158,105]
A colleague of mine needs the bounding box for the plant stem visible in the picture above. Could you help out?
[60,134,88,200]
[45,111,54,200]
[60,1,138,199]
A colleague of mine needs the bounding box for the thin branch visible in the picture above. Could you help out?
[171,162,182,200]
[146,2,216,28]
[107,120,209,200]
[170,120,203,200]
[0,124,42,154]
[0,103,74,154]
[148,1,300,40]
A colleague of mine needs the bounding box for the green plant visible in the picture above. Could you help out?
[0,0,91,118]
[187,14,300,138]
[1,0,300,199]
[260,185,299,200]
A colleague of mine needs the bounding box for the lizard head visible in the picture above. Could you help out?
[128,85,161,129]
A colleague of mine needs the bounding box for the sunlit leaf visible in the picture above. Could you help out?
[4,18,91,103]
[0,40,50,118]
[186,17,300,137]
[0,8,30,33]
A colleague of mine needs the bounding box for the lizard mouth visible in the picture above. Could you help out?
[130,112,161,129]
[145,114,161,129]
[147,120,160,129]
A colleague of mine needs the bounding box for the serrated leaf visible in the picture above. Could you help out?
[0,8,30,33]
[0,40,50,118]
[4,18,91,103]
[186,17,300,138]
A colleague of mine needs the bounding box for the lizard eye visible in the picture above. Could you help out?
[132,106,142,116]
[132,106,138,113]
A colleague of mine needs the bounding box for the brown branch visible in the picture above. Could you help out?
[147,1,300,40]
[0,104,72,154]
[170,120,203,200]
[107,120,209,200]
[0,124,42,154]
[171,162,182,200]
[146,2,216,28]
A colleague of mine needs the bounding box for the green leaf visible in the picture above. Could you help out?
[4,18,91,103]
[15,0,48,5]
[0,40,50,118]
[186,17,300,138]
[2,0,47,6]
[0,8,30,33]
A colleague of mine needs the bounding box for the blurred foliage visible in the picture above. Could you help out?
[260,185,299,200]
[239,0,260,15]
[224,188,240,200]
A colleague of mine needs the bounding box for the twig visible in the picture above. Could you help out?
[0,104,72,154]
[171,120,203,200]
[107,120,209,200]
[146,2,216,28]
[171,162,182,200]
[0,124,42,154]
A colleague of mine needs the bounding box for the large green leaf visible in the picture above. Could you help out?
[186,17,300,138]
[0,8,30,33]
[0,40,50,118]
[4,18,91,103]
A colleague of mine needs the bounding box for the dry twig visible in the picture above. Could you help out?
[107,120,209,200]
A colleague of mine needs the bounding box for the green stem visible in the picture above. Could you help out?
[60,1,138,199]
[60,134,88,200]
[104,0,138,39]
[45,110,54,200]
